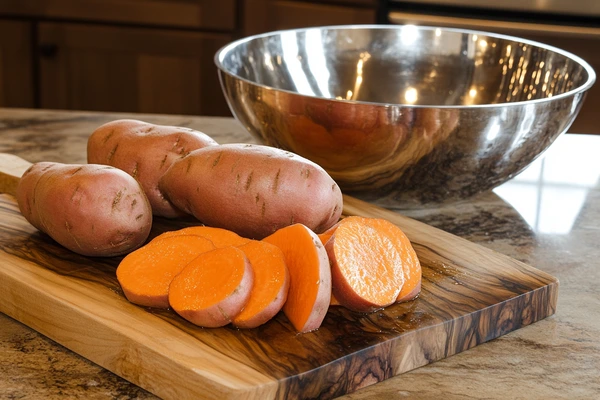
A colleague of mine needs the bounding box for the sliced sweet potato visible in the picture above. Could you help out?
[348,216,421,302]
[169,247,254,328]
[326,218,404,313]
[116,235,215,308]
[317,221,340,246]
[263,223,331,333]
[152,226,250,247]
[232,241,290,329]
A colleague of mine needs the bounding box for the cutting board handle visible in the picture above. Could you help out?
[0,153,33,197]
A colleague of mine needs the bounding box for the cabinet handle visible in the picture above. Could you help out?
[39,43,59,59]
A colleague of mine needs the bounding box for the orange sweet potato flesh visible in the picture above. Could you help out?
[326,218,404,312]
[232,241,290,329]
[263,223,331,333]
[350,216,421,302]
[116,235,215,308]
[317,221,340,247]
[152,226,250,247]
[169,247,254,328]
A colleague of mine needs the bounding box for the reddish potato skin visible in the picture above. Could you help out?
[295,227,333,333]
[16,162,152,257]
[159,144,343,239]
[87,119,218,218]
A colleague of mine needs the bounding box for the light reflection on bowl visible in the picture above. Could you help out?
[215,25,595,207]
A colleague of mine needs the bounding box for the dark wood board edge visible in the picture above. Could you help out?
[272,280,558,399]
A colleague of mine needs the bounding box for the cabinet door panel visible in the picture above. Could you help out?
[39,23,232,116]
[0,20,34,108]
[137,55,201,115]
[65,51,139,113]
[243,0,377,35]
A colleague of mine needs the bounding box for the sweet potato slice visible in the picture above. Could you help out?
[319,222,342,308]
[263,223,331,333]
[169,247,254,328]
[326,218,404,312]
[348,216,421,302]
[116,235,215,308]
[317,221,340,246]
[232,241,290,329]
[152,226,250,247]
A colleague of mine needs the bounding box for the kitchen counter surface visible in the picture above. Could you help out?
[0,108,598,399]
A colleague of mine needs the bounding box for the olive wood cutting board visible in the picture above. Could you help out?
[0,154,558,399]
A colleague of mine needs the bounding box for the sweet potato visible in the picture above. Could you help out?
[87,119,218,218]
[263,223,331,332]
[16,162,152,257]
[349,216,421,302]
[232,240,289,329]
[151,226,250,247]
[159,143,343,239]
[116,235,215,308]
[169,247,254,328]
[326,217,404,312]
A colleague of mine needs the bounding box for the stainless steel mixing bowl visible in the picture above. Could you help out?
[215,25,595,207]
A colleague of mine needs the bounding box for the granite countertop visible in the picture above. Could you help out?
[1,109,599,399]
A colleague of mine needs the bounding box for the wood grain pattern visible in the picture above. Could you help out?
[0,179,558,400]
[0,153,30,196]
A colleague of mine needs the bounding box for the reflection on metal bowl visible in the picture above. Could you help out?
[214,25,595,207]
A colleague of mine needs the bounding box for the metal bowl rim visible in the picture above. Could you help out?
[214,24,596,109]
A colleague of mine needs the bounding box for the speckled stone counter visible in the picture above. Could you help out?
[1,109,599,399]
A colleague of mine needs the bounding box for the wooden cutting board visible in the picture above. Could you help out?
[0,156,558,400]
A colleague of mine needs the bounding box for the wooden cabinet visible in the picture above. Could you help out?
[0,0,236,31]
[0,0,379,116]
[0,20,34,108]
[243,0,378,36]
[38,23,232,115]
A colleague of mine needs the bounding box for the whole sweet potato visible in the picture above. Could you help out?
[16,162,152,257]
[159,143,343,239]
[87,119,218,218]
